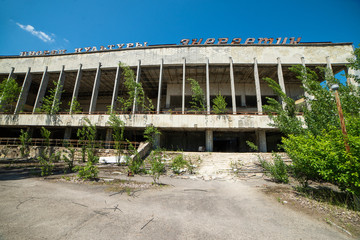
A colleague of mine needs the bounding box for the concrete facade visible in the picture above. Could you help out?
[0,43,356,152]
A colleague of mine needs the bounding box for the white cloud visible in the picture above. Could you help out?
[16,22,54,43]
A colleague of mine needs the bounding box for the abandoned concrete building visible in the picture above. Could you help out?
[0,41,357,152]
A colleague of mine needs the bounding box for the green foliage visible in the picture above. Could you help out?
[246,141,258,152]
[74,161,99,180]
[39,81,64,114]
[75,118,99,180]
[77,118,97,162]
[149,148,165,184]
[188,78,206,112]
[260,153,289,183]
[116,63,154,112]
[263,47,360,197]
[283,126,360,195]
[40,127,51,147]
[126,140,145,174]
[68,97,82,114]
[212,92,227,114]
[19,129,31,158]
[0,77,21,112]
[144,125,161,145]
[38,127,54,176]
[263,77,304,136]
[107,113,125,164]
[170,154,192,174]
[38,155,54,176]
[62,143,76,173]
[347,44,360,85]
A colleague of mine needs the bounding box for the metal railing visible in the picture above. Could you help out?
[0,138,140,150]
[0,110,304,116]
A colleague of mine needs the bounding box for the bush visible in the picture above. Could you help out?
[212,93,227,114]
[38,154,54,176]
[19,129,31,158]
[62,144,76,173]
[75,150,99,180]
[149,149,165,184]
[283,127,360,195]
[260,153,289,184]
[171,154,190,174]
[126,141,145,174]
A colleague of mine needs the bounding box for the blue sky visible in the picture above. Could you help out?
[0,0,359,56]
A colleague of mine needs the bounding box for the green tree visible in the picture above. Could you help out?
[77,118,97,162]
[212,92,227,114]
[117,63,154,113]
[38,81,64,114]
[263,48,360,197]
[68,97,82,114]
[144,125,161,146]
[38,127,55,176]
[0,78,21,112]
[19,129,32,158]
[149,148,165,184]
[188,78,206,112]
[107,113,125,164]
[75,118,99,180]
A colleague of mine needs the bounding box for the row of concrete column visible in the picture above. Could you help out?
[6,56,342,115]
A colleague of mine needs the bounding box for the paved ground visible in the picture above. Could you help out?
[0,169,352,240]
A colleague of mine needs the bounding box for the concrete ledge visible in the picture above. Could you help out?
[0,113,279,130]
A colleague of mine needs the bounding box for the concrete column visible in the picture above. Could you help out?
[346,68,360,87]
[89,63,102,113]
[257,130,267,152]
[70,64,82,114]
[64,128,72,140]
[241,94,246,107]
[301,57,312,110]
[205,129,213,152]
[156,59,163,114]
[206,59,210,114]
[154,133,160,149]
[105,129,113,149]
[254,58,262,113]
[52,65,66,113]
[229,57,236,114]
[182,58,186,114]
[8,67,15,79]
[14,67,32,114]
[110,63,121,113]
[326,56,333,73]
[277,57,286,108]
[132,60,141,114]
[33,66,49,113]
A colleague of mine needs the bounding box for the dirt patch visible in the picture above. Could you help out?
[260,182,360,238]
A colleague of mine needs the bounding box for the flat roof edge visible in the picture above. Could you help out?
[0,42,354,59]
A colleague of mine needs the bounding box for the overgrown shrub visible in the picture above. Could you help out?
[0,77,21,112]
[212,93,227,114]
[19,129,31,158]
[283,127,360,195]
[62,143,76,173]
[38,127,54,176]
[171,154,190,174]
[188,78,206,112]
[260,153,289,184]
[126,141,145,174]
[149,149,165,184]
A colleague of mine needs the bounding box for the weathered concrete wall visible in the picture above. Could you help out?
[0,145,119,160]
[0,113,281,130]
[0,44,353,74]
